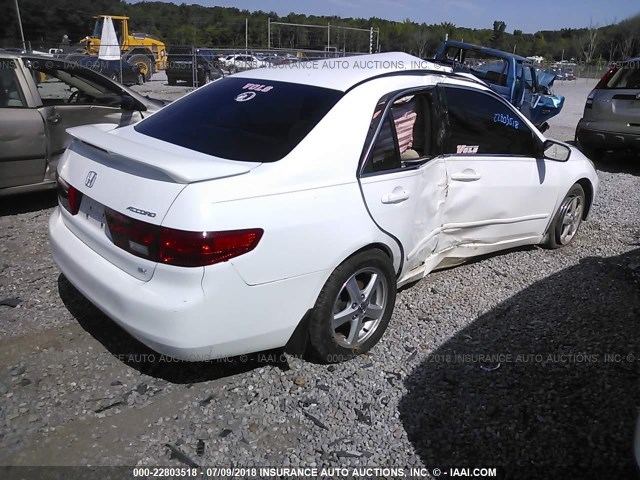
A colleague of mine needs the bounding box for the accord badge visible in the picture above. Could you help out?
[126,206,157,218]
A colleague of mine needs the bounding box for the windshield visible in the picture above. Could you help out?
[29,64,118,98]
[93,18,103,38]
[135,77,343,162]
[92,17,123,44]
[606,63,640,89]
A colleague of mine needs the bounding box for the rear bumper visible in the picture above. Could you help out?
[49,207,327,360]
[576,120,640,152]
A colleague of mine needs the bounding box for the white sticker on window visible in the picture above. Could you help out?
[242,83,274,92]
[456,145,479,154]
[235,91,257,102]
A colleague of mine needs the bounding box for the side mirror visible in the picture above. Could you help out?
[542,139,571,162]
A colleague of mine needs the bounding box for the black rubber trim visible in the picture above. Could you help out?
[355,180,405,279]
[344,68,485,94]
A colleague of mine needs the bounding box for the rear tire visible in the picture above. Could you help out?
[307,249,396,363]
[167,76,176,86]
[543,183,586,249]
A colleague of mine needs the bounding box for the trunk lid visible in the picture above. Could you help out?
[57,124,260,281]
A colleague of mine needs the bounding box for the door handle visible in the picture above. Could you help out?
[381,188,410,204]
[450,170,481,182]
[47,114,61,124]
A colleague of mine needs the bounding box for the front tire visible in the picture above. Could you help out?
[307,249,396,363]
[543,183,586,249]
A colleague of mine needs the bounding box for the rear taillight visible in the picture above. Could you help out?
[585,89,596,109]
[105,208,263,267]
[595,66,618,89]
[57,176,83,215]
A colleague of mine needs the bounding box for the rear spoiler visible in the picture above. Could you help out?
[67,124,255,184]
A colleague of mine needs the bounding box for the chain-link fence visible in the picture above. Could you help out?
[0,37,616,90]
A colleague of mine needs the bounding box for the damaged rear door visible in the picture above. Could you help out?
[436,84,557,250]
[359,89,447,276]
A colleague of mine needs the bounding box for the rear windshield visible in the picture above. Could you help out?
[606,62,640,89]
[135,77,343,162]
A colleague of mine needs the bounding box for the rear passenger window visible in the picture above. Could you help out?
[365,114,398,174]
[362,92,435,175]
[440,86,536,156]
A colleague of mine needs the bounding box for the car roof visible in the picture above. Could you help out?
[232,52,451,92]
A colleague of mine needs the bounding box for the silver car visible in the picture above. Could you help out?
[575,57,640,160]
[0,53,167,196]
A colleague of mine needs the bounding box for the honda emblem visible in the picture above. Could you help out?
[85,171,97,188]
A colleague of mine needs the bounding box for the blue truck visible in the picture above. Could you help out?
[434,41,564,131]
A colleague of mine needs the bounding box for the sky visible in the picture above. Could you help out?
[137,0,639,33]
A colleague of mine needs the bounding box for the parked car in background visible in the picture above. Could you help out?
[545,67,576,81]
[70,55,145,86]
[434,41,565,131]
[226,54,268,72]
[49,52,597,364]
[262,55,301,66]
[166,47,223,87]
[0,53,168,196]
[575,57,640,160]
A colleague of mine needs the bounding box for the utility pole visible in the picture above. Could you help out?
[245,18,248,54]
[327,23,330,53]
[14,0,27,51]
[267,17,270,50]
[369,27,373,54]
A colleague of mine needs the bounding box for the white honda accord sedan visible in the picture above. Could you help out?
[49,52,598,363]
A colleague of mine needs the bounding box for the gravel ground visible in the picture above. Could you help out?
[1,73,640,478]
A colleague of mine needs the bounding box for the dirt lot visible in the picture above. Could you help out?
[1,73,640,477]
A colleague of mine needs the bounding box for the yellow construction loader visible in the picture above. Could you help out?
[82,15,167,81]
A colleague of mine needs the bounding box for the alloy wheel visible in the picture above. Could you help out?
[331,267,388,348]
[558,194,584,245]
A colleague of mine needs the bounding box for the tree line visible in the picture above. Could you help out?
[2,0,638,62]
